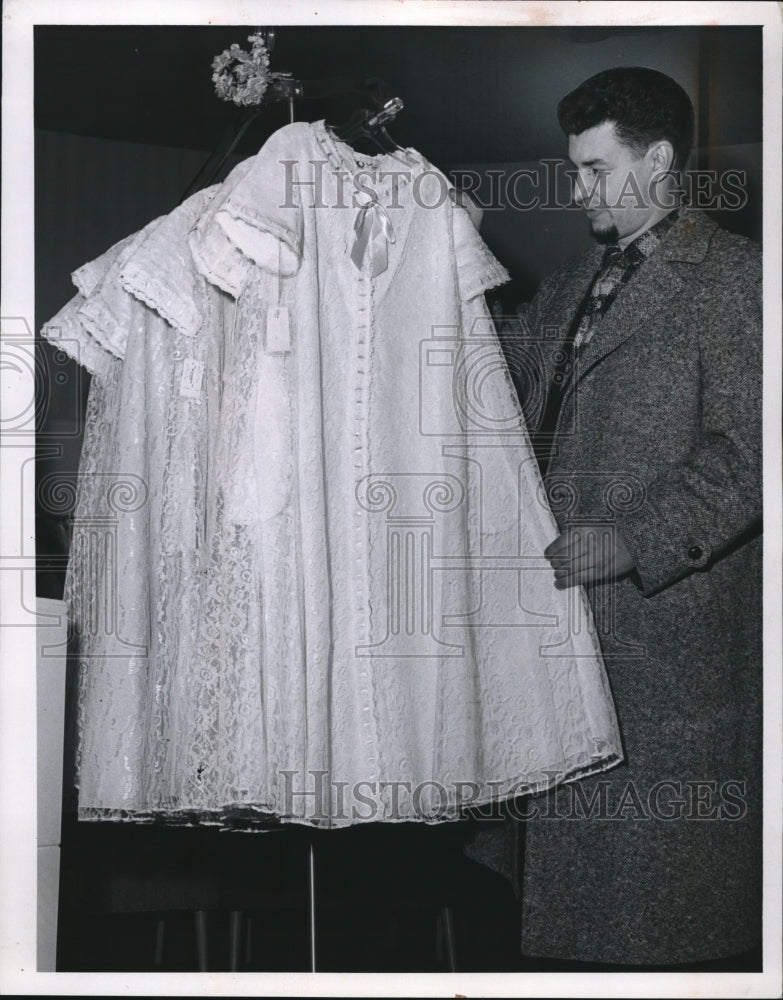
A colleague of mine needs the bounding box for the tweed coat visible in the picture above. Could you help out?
[475,207,763,965]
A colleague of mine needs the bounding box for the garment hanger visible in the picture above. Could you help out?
[179,64,401,201]
[181,28,410,203]
[331,77,407,156]
[333,97,406,154]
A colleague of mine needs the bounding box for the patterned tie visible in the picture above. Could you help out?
[572,243,629,348]
[535,244,625,472]
[534,209,680,475]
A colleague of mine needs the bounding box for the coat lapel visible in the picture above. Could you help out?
[537,249,600,391]
[557,209,717,411]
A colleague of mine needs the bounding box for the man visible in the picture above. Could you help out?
[475,66,763,970]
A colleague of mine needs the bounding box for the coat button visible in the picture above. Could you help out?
[688,545,703,560]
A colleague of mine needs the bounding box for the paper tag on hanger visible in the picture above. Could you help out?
[266,306,291,354]
[180,358,205,399]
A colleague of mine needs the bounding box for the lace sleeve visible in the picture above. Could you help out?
[189,125,308,296]
[451,200,510,301]
[214,124,307,276]
[40,291,113,377]
[39,193,212,368]
[39,224,155,370]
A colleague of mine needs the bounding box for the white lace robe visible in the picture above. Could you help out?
[42,121,623,828]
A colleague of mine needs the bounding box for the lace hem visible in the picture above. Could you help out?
[75,749,623,832]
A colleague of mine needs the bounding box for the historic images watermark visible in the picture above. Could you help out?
[449,163,748,213]
[278,768,750,824]
[280,158,749,213]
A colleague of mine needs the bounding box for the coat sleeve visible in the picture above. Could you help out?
[615,245,763,597]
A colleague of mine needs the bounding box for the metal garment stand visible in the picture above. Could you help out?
[304,833,457,973]
[309,840,317,971]
[178,106,264,204]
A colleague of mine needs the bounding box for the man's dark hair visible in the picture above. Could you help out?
[557,67,695,170]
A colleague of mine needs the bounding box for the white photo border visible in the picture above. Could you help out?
[2,2,780,996]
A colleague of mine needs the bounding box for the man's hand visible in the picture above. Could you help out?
[545,523,636,589]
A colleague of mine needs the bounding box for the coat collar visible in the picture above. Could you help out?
[556,207,718,412]
[658,205,718,264]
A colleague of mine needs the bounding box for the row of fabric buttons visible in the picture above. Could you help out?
[351,255,379,787]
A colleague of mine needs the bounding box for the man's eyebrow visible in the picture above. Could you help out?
[574,157,608,167]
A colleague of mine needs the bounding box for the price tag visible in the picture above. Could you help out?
[266,306,291,354]
[180,358,204,399]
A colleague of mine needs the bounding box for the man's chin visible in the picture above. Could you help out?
[590,219,620,245]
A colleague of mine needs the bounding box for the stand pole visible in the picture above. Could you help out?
[308,840,317,972]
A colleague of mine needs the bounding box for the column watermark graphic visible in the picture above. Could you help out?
[2,318,87,640]
[349,314,653,659]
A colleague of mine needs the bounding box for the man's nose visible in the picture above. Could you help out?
[573,173,592,208]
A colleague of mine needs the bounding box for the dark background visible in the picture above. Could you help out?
[35,24,763,342]
[34,23,763,972]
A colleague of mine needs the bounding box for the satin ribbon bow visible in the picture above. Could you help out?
[350,190,396,277]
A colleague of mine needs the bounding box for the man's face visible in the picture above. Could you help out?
[568,120,659,245]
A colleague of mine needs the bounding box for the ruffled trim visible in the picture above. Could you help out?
[74,218,163,359]
[71,230,138,298]
[189,158,257,296]
[116,186,218,337]
[452,201,510,300]
[76,292,130,361]
[42,226,156,371]
[40,292,114,377]
[120,256,202,339]
[44,123,509,376]
[189,214,253,298]
[189,125,307,295]
[215,207,301,276]
[411,156,510,300]
[42,186,218,373]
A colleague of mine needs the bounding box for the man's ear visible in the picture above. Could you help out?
[648,140,675,175]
